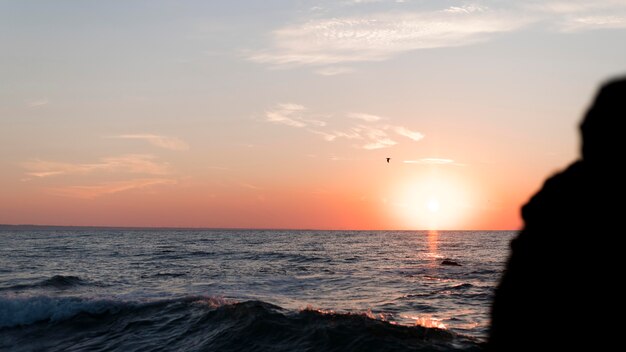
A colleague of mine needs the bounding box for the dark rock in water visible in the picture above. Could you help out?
[441,259,462,266]
[488,78,626,352]
[42,275,86,288]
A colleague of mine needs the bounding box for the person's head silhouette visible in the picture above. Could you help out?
[580,78,626,164]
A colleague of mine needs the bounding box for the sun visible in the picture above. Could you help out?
[427,198,440,213]
[390,172,473,230]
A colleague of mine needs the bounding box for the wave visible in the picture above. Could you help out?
[0,295,126,328]
[0,296,481,351]
[0,275,94,292]
[449,283,474,290]
[398,283,476,300]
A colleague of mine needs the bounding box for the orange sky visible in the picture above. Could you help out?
[1,1,625,230]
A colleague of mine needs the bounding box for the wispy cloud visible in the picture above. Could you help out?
[391,126,424,141]
[558,15,626,31]
[527,0,626,31]
[111,134,189,151]
[248,5,530,67]
[48,178,176,199]
[265,103,308,127]
[310,129,362,142]
[265,103,327,127]
[358,125,397,150]
[22,154,170,178]
[264,104,423,150]
[348,112,384,122]
[445,4,488,14]
[527,0,626,15]
[249,1,626,69]
[27,98,49,107]
[362,139,397,150]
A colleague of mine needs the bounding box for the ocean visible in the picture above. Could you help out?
[0,227,514,351]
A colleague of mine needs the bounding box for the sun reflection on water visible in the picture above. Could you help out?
[427,230,439,258]
[401,314,447,329]
[303,305,447,330]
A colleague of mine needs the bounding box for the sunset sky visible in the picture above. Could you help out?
[1,0,625,230]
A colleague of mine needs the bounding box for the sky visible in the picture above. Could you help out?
[1,0,625,230]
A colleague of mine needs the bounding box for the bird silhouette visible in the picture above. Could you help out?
[386,158,391,163]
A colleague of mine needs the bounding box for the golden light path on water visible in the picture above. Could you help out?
[427,230,439,260]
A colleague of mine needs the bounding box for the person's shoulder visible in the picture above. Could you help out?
[543,161,585,189]
[521,161,585,221]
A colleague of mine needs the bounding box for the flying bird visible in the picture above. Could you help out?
[386,158,391,163]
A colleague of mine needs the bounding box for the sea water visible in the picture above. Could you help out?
[0,227,514,351]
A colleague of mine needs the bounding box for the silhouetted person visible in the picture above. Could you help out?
[386,158,391,163]
[489,77,626,351]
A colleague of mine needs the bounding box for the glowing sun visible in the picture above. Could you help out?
[390,172,473,230]
[427,198,440,213]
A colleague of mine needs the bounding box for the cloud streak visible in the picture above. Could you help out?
[265,103,327,127]
[266,103,308,127]
[265,104,423,150]
[47,178,176,199]
[112,134,189,151]
[23,154,177,198]
[22,154,170,178]
[348,113,384,122]
[392,126,424,141]
[526,0,626,31]
[249,1,626,69]
[248,5,530,67]
[358,125,397,150]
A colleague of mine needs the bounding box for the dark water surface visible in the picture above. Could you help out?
[0,227,514,351]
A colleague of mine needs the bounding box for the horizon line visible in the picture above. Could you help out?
[0,223,518,232]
